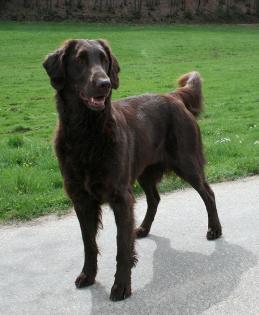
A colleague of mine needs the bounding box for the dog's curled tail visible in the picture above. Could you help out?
[176,71,203,117]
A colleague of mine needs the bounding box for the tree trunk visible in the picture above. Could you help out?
[256,0,259,16]
[23,0,30,8]
[196,0,201,13]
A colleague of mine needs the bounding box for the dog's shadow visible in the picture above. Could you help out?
[89,235,257,315]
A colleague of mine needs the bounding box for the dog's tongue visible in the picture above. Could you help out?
[91,96,105,106]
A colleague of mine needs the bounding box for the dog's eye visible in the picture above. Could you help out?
[100,51,108,64]
[76,51,88,65]
[77,58,85,65]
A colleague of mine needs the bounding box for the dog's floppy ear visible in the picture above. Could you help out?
[97,39,120,89]
[43,47,66,91]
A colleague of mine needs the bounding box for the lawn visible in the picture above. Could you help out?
[0,22,259,222]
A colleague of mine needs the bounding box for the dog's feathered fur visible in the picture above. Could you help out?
[43,39,222,301]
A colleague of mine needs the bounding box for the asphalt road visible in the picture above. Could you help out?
[0,176,258,315]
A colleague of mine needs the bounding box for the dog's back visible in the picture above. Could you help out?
[112,71,205,178]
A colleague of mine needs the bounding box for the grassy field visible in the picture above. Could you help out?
[0,22,259,222]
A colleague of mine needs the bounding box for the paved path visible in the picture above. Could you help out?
[0,176,259,315]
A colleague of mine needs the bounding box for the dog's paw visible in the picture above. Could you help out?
[206,226,222,240]
[135,226,149,238]
[75,272,95,288]
[110,283,131,301]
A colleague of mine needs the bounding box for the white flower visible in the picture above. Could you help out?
[215,138,231,144]
[249,124,257,129]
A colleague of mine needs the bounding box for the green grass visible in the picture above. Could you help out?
[0,22,259,222]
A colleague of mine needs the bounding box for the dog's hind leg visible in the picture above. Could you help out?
[172,160,222,240]
[135,164,163,238]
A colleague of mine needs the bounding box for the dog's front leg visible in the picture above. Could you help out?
[73,195,102,288]
[110,190,137,301]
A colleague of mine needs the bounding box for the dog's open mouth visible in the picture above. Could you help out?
[80,93,106,111]
[90,96,106,107]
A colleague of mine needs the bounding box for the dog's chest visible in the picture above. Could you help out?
[67,140,118,201]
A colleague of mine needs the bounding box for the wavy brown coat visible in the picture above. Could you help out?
[43,39,222,302]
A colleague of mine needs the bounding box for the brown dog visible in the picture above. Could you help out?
[43,39,222,301]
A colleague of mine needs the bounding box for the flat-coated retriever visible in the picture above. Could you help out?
[43,39,222,301]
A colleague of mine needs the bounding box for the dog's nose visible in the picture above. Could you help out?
[96,78,111,89]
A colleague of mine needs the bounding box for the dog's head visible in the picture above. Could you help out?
[43,39,120,111]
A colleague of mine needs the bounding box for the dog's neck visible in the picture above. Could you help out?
[57,89,112,121]
[55,89,116,140]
